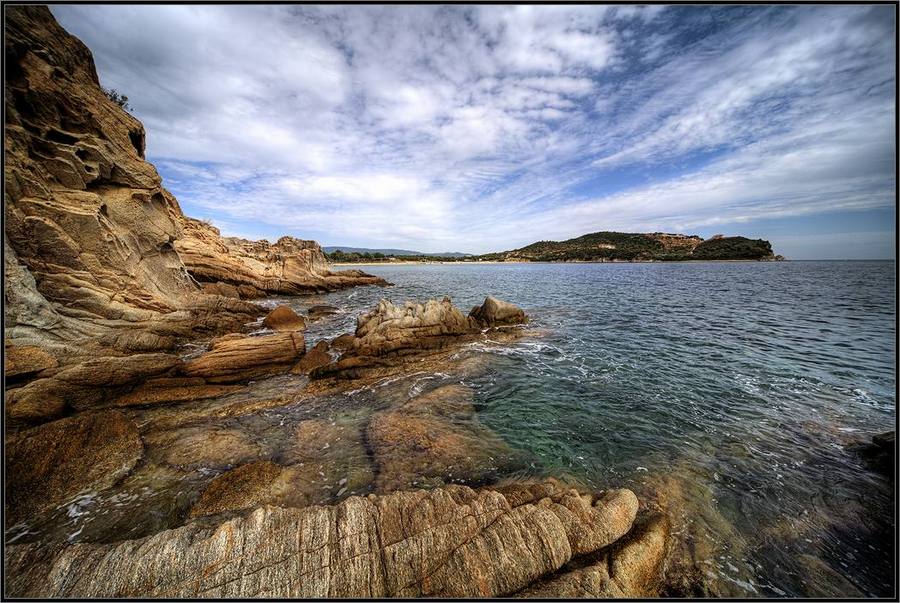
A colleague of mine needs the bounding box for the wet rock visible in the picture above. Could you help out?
[470,295,528,326]
[111,382,243,407]
[6,480,665,598]
[307,304,339,321]
[367,384,523,491]
[291,340,332,375]
[189,417,375,517]
[143,425,268,469]
[6,411,143,525]
[518,513,669,597]
[181,332,305,383]
[850,431,894,476]
[189,461,285,518]
[282,417,374,498]
[312,297,527,380]
[4,344,58,380]
[262,305,306,331]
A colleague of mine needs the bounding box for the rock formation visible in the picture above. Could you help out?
[5,479,669,598]
[176,218,390,294]
[312,296,527,380]
[4,5,385,360]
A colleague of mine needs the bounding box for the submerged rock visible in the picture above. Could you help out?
[143,425,269,469]
[6,411,143,525]
[5,480,668,598]
[849,430,894,476]
[307,304,339,321]
[262,305,306,332]
[367,384,523,491]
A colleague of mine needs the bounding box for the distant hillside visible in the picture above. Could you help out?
[477,232,778,262]
[324,246,469,258]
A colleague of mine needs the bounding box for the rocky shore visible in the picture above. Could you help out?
[3,7,685,598]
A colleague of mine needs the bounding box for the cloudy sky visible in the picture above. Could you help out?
[53,5,895,258]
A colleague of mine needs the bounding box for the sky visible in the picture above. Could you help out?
[52,5,896,258]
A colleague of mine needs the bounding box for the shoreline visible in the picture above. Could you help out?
[332,259,790,266]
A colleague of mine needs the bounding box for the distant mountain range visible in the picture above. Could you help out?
[323,246,470,258]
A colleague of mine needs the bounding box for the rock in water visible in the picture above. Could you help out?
[262,305,306,331]
[367,384,523,491]
[6,411,143,525]
[307,304,340,321]
[291,340,332,374]
[312,296,528,379]
[470,295,528,325]
[5,480,670,598]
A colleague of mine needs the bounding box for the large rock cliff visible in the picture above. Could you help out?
[4,6,383,358]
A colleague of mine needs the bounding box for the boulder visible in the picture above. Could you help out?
[6,411,143,525]
[470,295,528,325]
[291,340,332,374]
[312,297,527,380]
[181,332,305,383]
[5,480,668,598]
[262,305,306,331]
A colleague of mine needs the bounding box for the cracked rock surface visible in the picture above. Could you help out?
[5,480,668,598]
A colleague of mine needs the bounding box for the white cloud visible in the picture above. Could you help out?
[51,5,895,255]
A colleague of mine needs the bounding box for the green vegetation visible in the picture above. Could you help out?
[691,236,774,260]
[326,232,777,264]
[102,87,131,111]
[325,249,467,263]
[476,232,776,262]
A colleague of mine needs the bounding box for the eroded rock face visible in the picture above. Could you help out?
[3,6,381,361]
[4,7,264,354]
[5,480,668,598]
[176,218,390,294]
[5,411,143,525]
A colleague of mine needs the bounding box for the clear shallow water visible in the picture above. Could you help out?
[9,261,895,597]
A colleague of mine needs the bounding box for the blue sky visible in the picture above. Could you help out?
[53,5,896,258]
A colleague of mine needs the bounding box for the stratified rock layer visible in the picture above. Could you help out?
[5,480,668,598]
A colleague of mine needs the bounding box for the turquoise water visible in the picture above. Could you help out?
[296,260,896,597]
